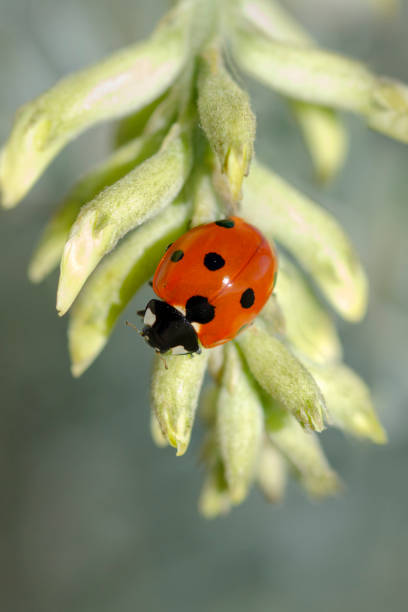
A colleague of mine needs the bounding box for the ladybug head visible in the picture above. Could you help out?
[138,299,200,355]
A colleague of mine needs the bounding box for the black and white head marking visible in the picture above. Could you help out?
[139,299,200,355]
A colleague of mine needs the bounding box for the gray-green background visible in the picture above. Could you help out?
[1,1,407,611]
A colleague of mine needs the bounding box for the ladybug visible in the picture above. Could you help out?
[138,216,278,355]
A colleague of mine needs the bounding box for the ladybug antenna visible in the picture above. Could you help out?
[126,320,168,369]
[125,320,143,335]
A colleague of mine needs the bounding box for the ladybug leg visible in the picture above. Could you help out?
[156,352,168,370]
[148,280,153,287]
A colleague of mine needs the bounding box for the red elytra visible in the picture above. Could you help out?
[152,216,278,348]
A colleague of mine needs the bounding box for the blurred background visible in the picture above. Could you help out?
[1,1,407,611]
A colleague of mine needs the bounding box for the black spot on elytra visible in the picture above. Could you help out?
[170,249,184,262]
[165,242,173,251]
[204,252,225,271]
[185,295,215,324]
[240,288,255,309]
[215,219,235,228]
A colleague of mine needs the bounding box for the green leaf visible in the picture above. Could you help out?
[199,383,219,427]
[303,359,387,443]
[68,200,190,376]
[256,442,286,503]
[198,459,231,518]
[28,128,167,283]
[290,101,348,182]
[0,2,192,207]
[268,255,342,364]
[216,343,264,503]
[229,27,375,114]
[243,161,368,321]
[57,124,193,315]
[232,1,347,181]
[230,8,408,145]
[151,349,209,456]
[237,319,326,432]
[264,397,341,498]
[232,0,313,45]
[190,169,220,227]
[368,77,408,143]
[150,411,168,448]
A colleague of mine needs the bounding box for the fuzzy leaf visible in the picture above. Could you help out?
[229,28,375,114]
[368,77,408,143]
[29,128,166,283]
[268,255,342,364]
[68,200,190,376]
[198,459,231,518]
[233,0,313,45]
[0,3,192,208]
[57,124,192,315]
[230,12,408,145]
[264,399,341,498]
[199,382,219,427]
[151,349,209,456]
[233,0,347,180]
[150,412,168,448]
[256,442,287,503]
[290,101,348,182]
[216,344,264,503]
[237,319,326,432]
[304,360,387,443]
[190,169,220,227]
[243,161,368,321]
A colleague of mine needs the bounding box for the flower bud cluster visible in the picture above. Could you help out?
[1,0,393,515]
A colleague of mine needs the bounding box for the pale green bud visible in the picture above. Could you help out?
[68,200,190,377]
[198,460,231,518]
[190,169,220,227]
[151,349,209,456]
[264,399,341,498]
[216,344,264,503]
[199,383,219,427]
[150,412,168,448]
[368,78,408,143]
[57,124,193,315]
[236,319,326,432]
[197,47,255,202]
[258,295,286,336]
[231,1,347,182]
[243,161,368,321]
[231,0,313,45]
[207,345,225,382]
[228,28,375,114]
[256,442,286,503]
[290,101,348,182]
[303,360,387,444]
[271,255,342,364]
[28,128,167,283]
[230,11,408,145]
[0,3,193,208]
